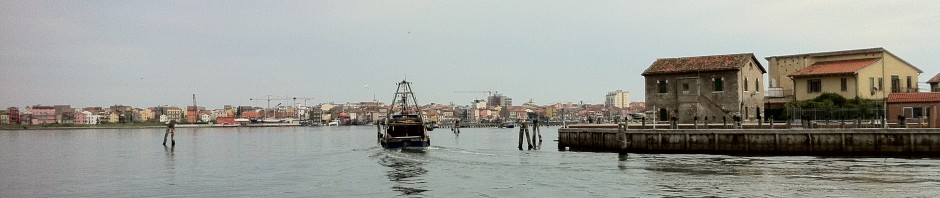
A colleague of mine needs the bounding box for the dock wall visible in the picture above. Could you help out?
[558,128,940,157]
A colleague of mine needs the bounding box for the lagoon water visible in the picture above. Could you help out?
[2,126,940,197]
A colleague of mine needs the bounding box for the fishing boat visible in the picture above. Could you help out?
[378,80,431,150]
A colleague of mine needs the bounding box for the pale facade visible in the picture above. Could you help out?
[165,108,183,122]
[766,48,922,101]
[30,106,56,125]
[83,111,101,125]
[140,109,155,121]
[0,115,9,124]
[605,90,630,108]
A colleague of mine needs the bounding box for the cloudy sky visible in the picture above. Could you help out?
[1,1,938,108]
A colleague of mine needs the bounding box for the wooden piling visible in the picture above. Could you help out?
[518,122,532,150]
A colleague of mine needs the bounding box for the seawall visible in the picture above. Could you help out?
[558,127,940,157]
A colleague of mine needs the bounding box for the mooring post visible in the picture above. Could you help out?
[723,116,727,129]
[758,115,763,128]
[704,116,709,129]
[641,117,646,128]
[618,122,628,151]
[693,116,698,129]
[519,122,532,150]
[518,123,524,150]
[898,115,907,128]
[163,121,176,147]
[855,115,861,128]
[670,116,678,129]
[769,115,774,129]
[533,119,542,142]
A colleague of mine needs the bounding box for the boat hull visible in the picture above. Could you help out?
[381,137,430,150]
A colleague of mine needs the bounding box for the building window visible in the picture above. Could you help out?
[714,78,724,92]
[808,79,822,93]
[755,79,760,92]
[891,75,900,93]
[907,76,912,92]
[744,78,749,91]
[879,77,883,92]
[840,78,847,92]
[682,83,690,94]
[870,77,876,92]
[658,80,668,93]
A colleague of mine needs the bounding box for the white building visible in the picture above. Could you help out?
[82,111,102,125]
[605,90,630,108]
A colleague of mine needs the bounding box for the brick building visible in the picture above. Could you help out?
[887,92,940,128]
[642,53,766,123]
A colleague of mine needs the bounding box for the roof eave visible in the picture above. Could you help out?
[642,68,741,76]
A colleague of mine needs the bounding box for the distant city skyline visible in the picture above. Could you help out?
[2,1,939,108]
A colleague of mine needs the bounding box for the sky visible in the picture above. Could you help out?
[1,1,939,108]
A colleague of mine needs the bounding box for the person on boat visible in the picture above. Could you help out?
[163,120,176,146]
[453,119,461,134]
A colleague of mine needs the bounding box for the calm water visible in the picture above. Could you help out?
[2,126,939,197]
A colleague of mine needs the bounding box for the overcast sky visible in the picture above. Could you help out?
[1,1,938,108]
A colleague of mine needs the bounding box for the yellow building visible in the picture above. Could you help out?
[605,90,630,108]
[545,106,556,118]
[140,108,155,121]
[766,48,922,101]
[109,113,119,123]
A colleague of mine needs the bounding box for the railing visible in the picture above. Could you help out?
[765,88,793,98]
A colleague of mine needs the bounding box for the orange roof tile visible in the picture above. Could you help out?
[887,92,940,103]
[928,73,940,83]
[789,58,879,77]
[642,53,765,75]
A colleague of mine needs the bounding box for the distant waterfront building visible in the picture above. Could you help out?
[29,105,57,125]
[140,108,155,122]
[642,53,766,123]
[7,107,20,125]
[487,94,512,107]
[928,73,940,92]
[628,102,646,114]
[83,111,101,125]
[0,114,8,125]
[164,107,183,123]
[73,109,85,124]
[605,90,630,108]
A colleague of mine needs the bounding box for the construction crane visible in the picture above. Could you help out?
[249,95,290,120]
[292,97,315,120]
[453,90,498,99]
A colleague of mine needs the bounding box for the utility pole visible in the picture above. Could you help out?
[293,97,315,120]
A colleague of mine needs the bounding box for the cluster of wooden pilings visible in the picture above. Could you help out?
[518,122,544,150]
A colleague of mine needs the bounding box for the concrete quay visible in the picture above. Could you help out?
[558,126,940,157]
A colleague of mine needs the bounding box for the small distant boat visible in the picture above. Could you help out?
[501,122,515,128]
[379,80,431,150]
[327,121,339,126]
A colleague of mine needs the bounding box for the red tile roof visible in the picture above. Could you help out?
[789,58,879,77]
[928,73,940,83]
[642,53,765,75]
[887,92,940,103]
